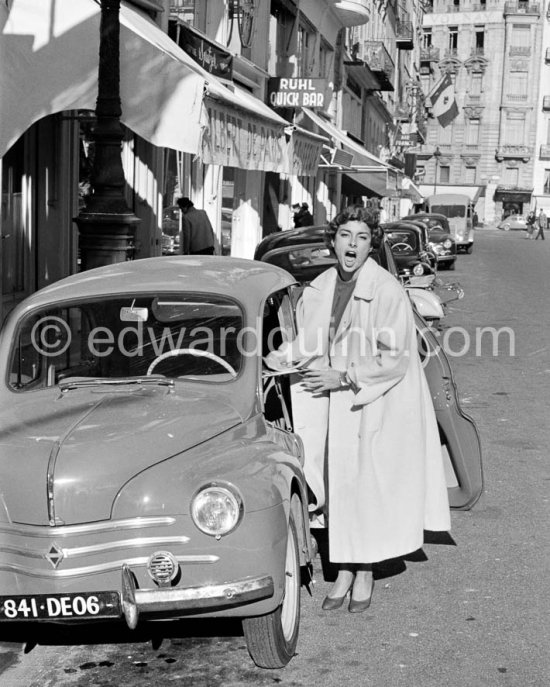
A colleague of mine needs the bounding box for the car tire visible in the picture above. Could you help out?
[466,245,473,254]
[243,509,301,668]
[502,224,510,231]
[448,260,456,271]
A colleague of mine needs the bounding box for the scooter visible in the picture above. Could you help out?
[400,264,464,326]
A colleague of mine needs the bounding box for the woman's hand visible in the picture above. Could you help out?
[300,368,345,392]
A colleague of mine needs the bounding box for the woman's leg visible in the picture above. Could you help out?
[351,564,374,602]
[326,564,355,599]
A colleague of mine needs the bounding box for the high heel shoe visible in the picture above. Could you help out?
[348,578,374,613]
[321,594,347,611]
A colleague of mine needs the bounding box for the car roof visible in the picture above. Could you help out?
[12,257,296,313]
[382,220,424,233]
[254,225,327,261]
[410,213,448,222]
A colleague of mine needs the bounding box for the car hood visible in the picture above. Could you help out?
[0,386,243,526]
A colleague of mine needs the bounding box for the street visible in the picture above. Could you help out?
[1,226,550,687]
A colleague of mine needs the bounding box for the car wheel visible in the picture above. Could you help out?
[502,224,510,231]
[448,260,456,271]
[243,509,301,668]
[466,245,473,254]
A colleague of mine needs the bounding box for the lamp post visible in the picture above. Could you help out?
[433,146,442,195]
[74,0,140,271]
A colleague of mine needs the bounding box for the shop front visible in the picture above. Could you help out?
[493,186,533,220]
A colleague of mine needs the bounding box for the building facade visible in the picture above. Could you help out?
[416,0,545,222]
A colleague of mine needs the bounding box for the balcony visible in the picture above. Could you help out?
[540,145,550,159]
[396,19,414,50]
[543,96,550,110]
[495,145,532,161]
[506,93,528,102]
[333,0,370,26]
[420,46,440,62]
[360,41,395,91]
[509,46,531,56]
[470,47,485,56]
[504,1,540,15]
[471,3,488,9]
[444,48,459,58]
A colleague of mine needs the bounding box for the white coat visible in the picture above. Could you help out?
[269,258,451,563]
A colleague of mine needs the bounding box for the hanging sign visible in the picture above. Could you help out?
[172,22,233,80]
[267,78,329,109]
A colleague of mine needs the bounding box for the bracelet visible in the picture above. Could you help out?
[339,371,349,388]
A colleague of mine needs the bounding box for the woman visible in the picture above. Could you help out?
[266,205,450,613]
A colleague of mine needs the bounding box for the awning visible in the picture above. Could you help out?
[302,108,388,170]
[493,186,532,203]
[342,170,400,198]
[0,0,289,170]
[284,126,329,177]
[401,177,424,203]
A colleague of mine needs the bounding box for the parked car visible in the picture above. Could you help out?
[161,205,181,255]
[497,214,528,231]
[406,213,457,270]
[255,226,483,511]
[0,257,315,669]
[382,220,438,278]
[221,208,232,255]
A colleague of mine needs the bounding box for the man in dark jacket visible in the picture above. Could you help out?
[292,202,314,228]
[177,197,216,254]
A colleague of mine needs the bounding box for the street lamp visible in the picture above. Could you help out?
[432,146,442,195]
[74,0,140,271]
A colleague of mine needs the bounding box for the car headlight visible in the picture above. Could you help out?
[191,483,243,537]
[443,239,452,249]
[413,263,425,276]
[431,243,444,254]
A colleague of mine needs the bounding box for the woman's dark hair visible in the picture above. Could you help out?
[325,205,383,250]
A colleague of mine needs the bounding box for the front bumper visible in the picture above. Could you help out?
[121,565,273,628]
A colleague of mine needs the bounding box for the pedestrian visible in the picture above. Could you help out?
[265,205,451,613]
[535,209,547,240]
[472,210,479,228]
[526,210,536,240]
[292,202,314,228]
[176,197,216,255]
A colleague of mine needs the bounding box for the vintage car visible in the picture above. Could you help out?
[0,257,314,669]
[497,214,528,231]
[255,226,483,512]
[381,221,438,279]
[406,213,457,270]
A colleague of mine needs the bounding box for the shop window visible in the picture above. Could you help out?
[439,165,450,183]
[544,170,550,194]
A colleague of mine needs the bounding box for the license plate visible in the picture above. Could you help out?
[0,592,121,620]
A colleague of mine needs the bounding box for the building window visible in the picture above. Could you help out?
[422,28,432,48]
[464,166,477,183]
[511,25,530,48]
[543,170,550,194]
[508,72,528,98]
[297,23,314,76]
[465,119,480,145]
[474,26,484,53]
[503,167,519,186]
[470,72,483,96]
[319,39,333,79]
[439,165,450,183]
[505,113,525,143]
[448,26,458,53]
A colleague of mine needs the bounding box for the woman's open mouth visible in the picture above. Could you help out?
[343,250,357,267]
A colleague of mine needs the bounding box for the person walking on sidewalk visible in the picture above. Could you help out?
[526,210,536,240]
[535,209,547,240]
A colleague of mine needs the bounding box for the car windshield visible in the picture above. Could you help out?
[430,205,466,219]
[8,294,244,391]
[386,230,418,252]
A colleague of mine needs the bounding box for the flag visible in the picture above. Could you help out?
[428,73,459,128]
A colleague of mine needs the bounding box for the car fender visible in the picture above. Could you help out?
[407,287,445,320]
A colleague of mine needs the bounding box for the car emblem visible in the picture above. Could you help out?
[45,543,64,569]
